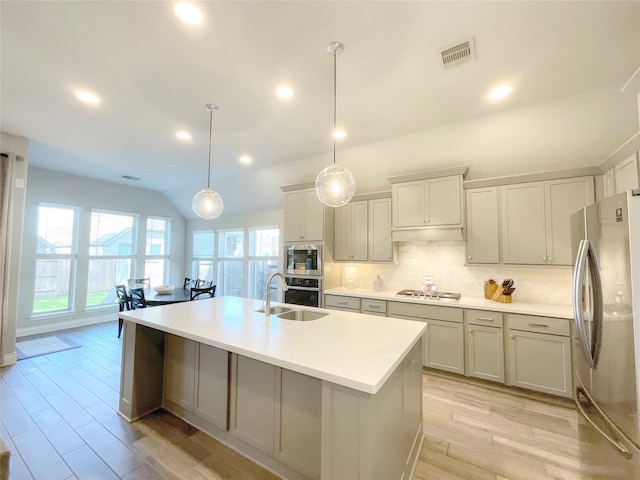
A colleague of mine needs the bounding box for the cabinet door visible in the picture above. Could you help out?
[275,369,322,479]
[426,176,462,226]
[368,198,392,262]
[424,319,464,374]
[392,181,425,228]
[614,153,640,194]
[303,189,324,241]
[465,187,499,264]
[507,330,572,397]
[351,201,368,261]
[164,335,197,411]
[604,168,616,198]
[501,182,546,264]
[195,344,229,430]
[545,177,594,265]
[230,355,276,454]
[466,325,504,383]
[334,204,351,261]
[284,191,304,241]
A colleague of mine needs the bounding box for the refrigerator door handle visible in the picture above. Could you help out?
[586,240,604,368]
[573,240,594,367]
[575,385,635,459]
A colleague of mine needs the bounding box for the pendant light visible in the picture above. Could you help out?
[192,104,224,219]
[315,41,356,208]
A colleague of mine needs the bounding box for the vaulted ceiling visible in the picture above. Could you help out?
[2,1,639,218]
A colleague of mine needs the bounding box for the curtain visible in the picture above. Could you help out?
[0,153,15,361]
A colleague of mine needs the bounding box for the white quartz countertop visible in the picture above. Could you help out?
[119,296,426,394]
[324,287,574,319]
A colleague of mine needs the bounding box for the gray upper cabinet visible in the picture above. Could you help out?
[465,187,500,264]
[283,188,324,242]
[334,201,368,261]
[392,175,463,229]
[501,176,594,265]
[368,197,392,262]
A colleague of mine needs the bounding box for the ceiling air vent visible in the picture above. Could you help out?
[438,38,475,69]
[121,175,141,181]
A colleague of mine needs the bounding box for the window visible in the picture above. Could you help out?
[248,228,279,300]
[33,205,78,314]
[192,230,215,282]
[218,230,244,296]
[145,217,171,287]
[86,210,136,308]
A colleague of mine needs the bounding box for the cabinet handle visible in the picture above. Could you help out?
[528,323,549,328]
[468,255,472,260]
[476,317,494,322]
[468,329,474,333]
[367,304,381,309]
[548,257,553,262]
[510,335,515,339]
[543,256,547,261]
[336,301,348,305]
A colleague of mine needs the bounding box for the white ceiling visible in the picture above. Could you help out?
[2,1,639,219]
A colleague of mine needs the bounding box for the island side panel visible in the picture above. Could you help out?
[321,339,423,480]
[119,321,165,421]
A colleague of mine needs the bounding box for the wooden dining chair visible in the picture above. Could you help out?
[128,277,150,289]
[129,287,148,309]
[115,284,131,338]
[190,285,216,301]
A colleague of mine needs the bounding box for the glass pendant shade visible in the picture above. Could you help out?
[192,188,224,219]
[315,163,355,207]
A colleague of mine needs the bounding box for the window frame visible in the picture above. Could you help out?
[247,227,280,300]
[144,216,171,287]
[191,230,216,283]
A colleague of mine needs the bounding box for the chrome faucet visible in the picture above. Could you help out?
[265,272,288,318]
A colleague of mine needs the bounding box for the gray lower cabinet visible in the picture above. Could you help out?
[465,309,504,383]
[506,314,572,398]
[164,334,229,430]
[388,302,464,374]
[324,294,360,312]
[360,298,387,317]
[230,354,322,479]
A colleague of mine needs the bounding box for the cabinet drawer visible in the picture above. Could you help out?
[508,314,570,336]
[325,295,360,310]
[388,302,463,323]
[361,298,387,314]
[464,309,503,328]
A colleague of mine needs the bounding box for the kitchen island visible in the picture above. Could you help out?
[118,296,425,480]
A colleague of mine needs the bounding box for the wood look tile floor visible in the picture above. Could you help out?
[1,322,638,480]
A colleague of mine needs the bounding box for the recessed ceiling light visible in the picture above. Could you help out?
[174,1,202,24]
[488,85,512,100]
[239,155,252,166]
[332,129,346,139]
[74,90,100,105]
[276,86,294,99]
[176,131,191,141]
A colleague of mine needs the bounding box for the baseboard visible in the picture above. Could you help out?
[1,352,17,367]
[16,314,115,338]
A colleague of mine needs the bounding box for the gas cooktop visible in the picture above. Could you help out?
[396,289,461,301]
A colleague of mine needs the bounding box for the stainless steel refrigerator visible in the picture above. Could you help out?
[571,189,640,467]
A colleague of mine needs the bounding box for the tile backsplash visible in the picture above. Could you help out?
[342,241,573,306]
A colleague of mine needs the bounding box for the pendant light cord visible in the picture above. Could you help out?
[332,51,337,166]
[207,109,213,189]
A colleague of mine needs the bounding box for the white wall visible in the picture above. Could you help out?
[1,132,29,365]
[340,242,573,306]
[16,167,187,337]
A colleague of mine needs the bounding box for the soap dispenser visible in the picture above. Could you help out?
[373,275,383,292]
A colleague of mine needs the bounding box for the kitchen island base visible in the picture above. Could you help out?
[119,321,424,480]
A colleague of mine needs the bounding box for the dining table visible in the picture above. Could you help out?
[144,287,191,306]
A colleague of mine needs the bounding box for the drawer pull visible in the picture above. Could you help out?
[528,323,549,328]
[367,304,381,309]
[336,301,348,305]
[476,317,494,322]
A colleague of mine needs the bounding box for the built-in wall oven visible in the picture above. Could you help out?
[284,276,321,307]
[285,244,322,276]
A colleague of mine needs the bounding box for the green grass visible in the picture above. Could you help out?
[33,290,114,313]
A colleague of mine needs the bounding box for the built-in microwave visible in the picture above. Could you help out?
[285,244,322,276]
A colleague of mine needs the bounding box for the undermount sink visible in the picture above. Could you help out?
[255,306,292,315]
[276,309,328,322]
